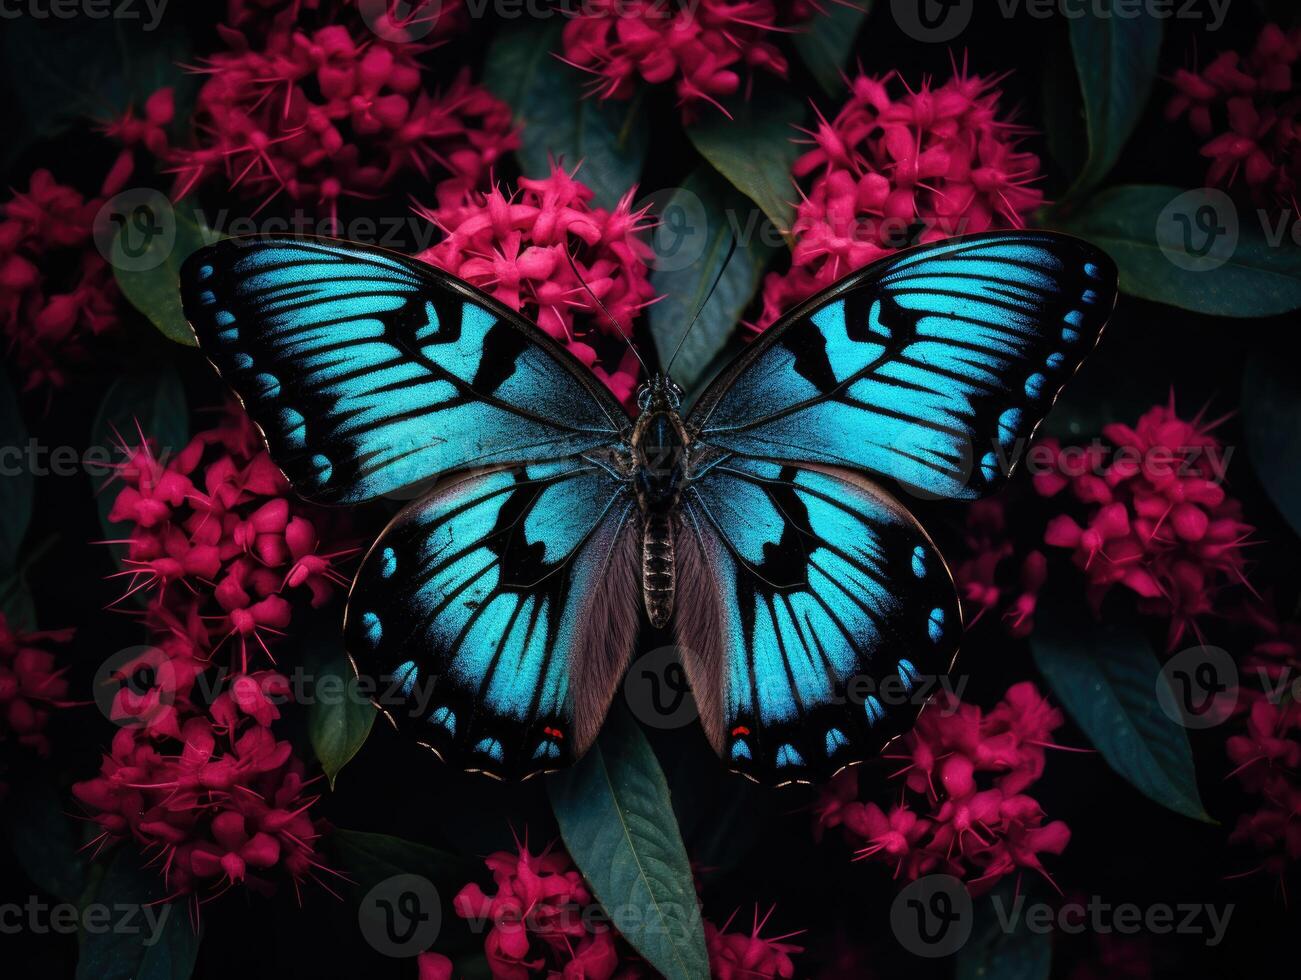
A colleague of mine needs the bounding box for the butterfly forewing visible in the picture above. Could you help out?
[689,232,1118,501]
[180,236,631,504]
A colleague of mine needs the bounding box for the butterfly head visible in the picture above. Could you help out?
[635,375,683,415]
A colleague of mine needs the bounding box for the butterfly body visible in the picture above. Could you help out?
[629,375,689,628]
[181,231,1118,786]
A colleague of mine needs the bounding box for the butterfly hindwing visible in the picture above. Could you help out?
[346,456,641,780]
[181,236,630,504]
[689,232,1118,501]
[674,456,961,784]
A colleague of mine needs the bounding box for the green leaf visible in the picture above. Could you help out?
[548,705,707,980]
[90,365,189,568]
[332,829,482,953]
[330,829,480,907]
[113,208,220,346]
[4,776,86,903]
[1243,339,1301,537]
[76,848,200,980]
[1063,6,1163,197]
[1030,595,1212,822]
[956,880,1053,980]
[792,2,871,96]
[1045,185,1301,316]
[686,84,804,240]
[305,630,376,788]
[0,572,36,630]
[484,21,648,211]
[648,168,775,396]
[0,371,33,572]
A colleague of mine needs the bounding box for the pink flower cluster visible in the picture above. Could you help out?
[1167,23,1300,210]
[0,614,72,761]
[72,406,347,896]
[815,684,1071,894]
[953,498,1048,638]
[114,10,513,224]
[449,834,640,979]
[417,165,657,405]
[1226,697,1301,876]
[1,159,131,392]
[1221,598,1301,877]
[1034,399,1252,648]
[705,908,802,980]
[103,408,349,655]
[759,67,1044,329]
[444,833,803,979]
[561,0,817,120]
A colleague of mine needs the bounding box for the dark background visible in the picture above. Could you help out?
[2,1,1298,977]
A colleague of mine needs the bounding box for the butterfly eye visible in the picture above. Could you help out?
[666,384,682,409]
[636,386,652,411]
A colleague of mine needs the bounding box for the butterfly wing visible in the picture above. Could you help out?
[674,455,960,784]
[181,236,631,504]
[688,232,1118,501]
[675,231,1116,783]
[346,456,641,780]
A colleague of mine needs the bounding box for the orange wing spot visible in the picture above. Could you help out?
[731,726,750,737]
[543,726,564,740]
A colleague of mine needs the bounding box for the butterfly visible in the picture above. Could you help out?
[180,231,1117,786]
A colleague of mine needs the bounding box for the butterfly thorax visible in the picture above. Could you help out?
[631,377,688,628]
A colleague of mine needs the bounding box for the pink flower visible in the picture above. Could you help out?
[0,161,131,392]
[1167,24,1301,209]
[114,9,510,225]
[72,405,350,897]
[417,952,454,980]
[817,683,1071,894]
[73,713,330,896]
[952,498,1048,637]
[450,830,645,979]
[560,0,815,121]
[0,615,74,759]
[758,66,1044,329]
[416,164,657,405]
[705,907,803,980]
[1034,398,1253,648]
[105,405,353,657]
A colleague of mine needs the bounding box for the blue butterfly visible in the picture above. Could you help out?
[180,231,1116,786]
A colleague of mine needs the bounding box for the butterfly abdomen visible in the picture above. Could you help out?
[642,510,675,628]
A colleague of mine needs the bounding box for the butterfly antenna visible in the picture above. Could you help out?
[564,245,650,377]
[664,232,738,379]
